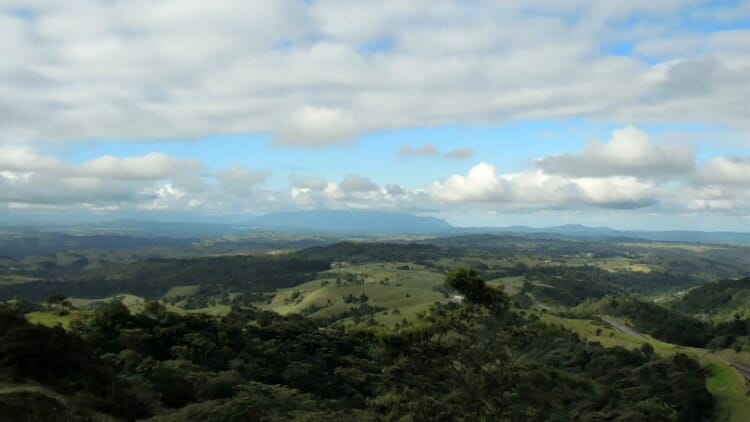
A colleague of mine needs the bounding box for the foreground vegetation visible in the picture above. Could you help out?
[1,231,749,420]
[0,270,716,421]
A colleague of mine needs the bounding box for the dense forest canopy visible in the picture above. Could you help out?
[0,270,714,421]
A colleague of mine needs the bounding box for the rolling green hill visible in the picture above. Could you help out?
[670,278,750,322]
[259,263,448,325]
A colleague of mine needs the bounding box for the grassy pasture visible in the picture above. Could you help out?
[487,276,525,295]
[260,263,448,323]
[25,311,85,329]
[717,349,750,367]
[626,242,725,253]
[702,356,750,422]
[0,274,40,284]
[164,285,201,299]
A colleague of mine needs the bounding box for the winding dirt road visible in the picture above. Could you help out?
[600,316,646,341]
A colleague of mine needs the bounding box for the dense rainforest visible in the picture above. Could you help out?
[0,269,714,421]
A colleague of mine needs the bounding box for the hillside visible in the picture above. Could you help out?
[3,235,750,420]
[1,273,717,421]
[670,278,750,322]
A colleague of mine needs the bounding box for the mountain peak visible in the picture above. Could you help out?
[250,210,451,233]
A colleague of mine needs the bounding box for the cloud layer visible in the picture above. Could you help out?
[0,3,747,226]
[1,1,749,147]
[430,164,656,209]
[0,127,746,221]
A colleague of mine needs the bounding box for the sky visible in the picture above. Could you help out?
[0,0,749,230]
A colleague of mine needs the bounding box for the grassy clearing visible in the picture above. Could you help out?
[487,276,525,295]
[0,274,41,284]
[626,243,723,253]
[25,311,83,329]
[260,263,448,323]
[597,258,654,273]
[372,302,436,325]
[326,262,446,288]
[185,304,232,316]
[164,285,200,299]
[432,256,544,270]
[68,297,99,308]
[265,283,445,316]
[109,294,147,313]
[717,350,750,367]
[537,312,652,350]
[700,355,750,422]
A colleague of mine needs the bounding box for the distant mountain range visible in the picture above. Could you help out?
[248,210,452,233]
[246,212,750,244]
[2,210,749,245]
[481,224,750,245]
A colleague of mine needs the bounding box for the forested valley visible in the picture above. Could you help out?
[1,232,749,421]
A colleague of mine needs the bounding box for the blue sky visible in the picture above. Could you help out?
[58,121,597,185]
[0,0,748,230]
[57,120,738,189]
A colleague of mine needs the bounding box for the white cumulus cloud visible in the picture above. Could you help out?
[431,162,656,209]
[536,126,695,177]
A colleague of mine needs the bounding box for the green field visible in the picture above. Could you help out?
[487,276,525,295]
[0,274,40,284]
[717,350,750,367]
[626,242,725,253]
[702,356,750,422]
[597,258,655,273]
[259,263,448,323]
[25,311,83,329]
[537,312,667,350]
[164,285,201,299]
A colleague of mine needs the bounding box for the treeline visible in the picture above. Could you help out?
[521,277,610,307]
[667,277,750,350]
[0,270,715,421]
[594,294,750,351]
[0,233,193,258]
[0,254,330,301]
[293,241,448,264]
[426,234,631,258]
[599,297,713,347]
[670,277,750,321]
[0,242,448,302]
[519,265,700,306]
